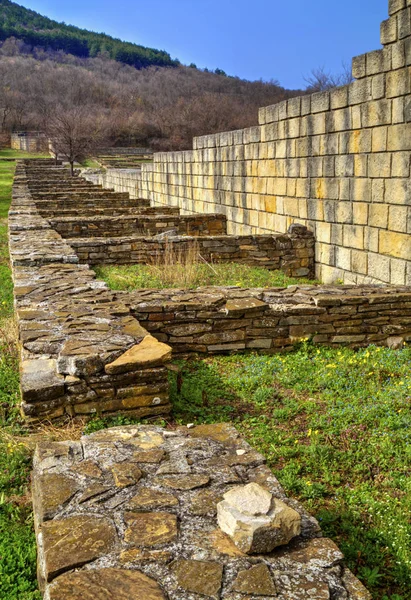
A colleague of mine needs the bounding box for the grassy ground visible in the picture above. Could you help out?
[95,262,316,290]
[0,149,46,600]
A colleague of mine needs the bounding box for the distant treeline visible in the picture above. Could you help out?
[0,0,176,68]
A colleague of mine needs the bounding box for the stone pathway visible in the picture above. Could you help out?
[32,423,371,599]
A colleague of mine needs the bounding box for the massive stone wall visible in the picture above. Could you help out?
[87,0,411,286]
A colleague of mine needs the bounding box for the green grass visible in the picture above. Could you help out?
[159,344,410,599]
[0,149,43,600]
[95,262,317,290]
[81,158,103,168]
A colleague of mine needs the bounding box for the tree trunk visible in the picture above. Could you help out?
[70,161,74,176]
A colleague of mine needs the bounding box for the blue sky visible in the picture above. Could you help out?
[19,0,388,89]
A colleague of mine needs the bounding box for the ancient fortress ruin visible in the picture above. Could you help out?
[8,1,411,597]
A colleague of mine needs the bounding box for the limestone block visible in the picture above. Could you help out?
[311,91,330,113]
[105,336,172,374]
[217,483,301,554]
[372,73,386,100]
[386,67,410,97]
[381,16,398,44]
[353,202,369,225]
[361,99,392,127]
[389,0,406,16]
[387,123,411,150]
[388,205,408,231]
[330,85,349,109]
[379,229,411,259]
[391,151,410,176]
[21,358,64,403]
[366,48,392,76]
[398,6,411,38]
[385,177,411,203]
[368,154,392,178]
[343,224,365,250]
[48,569,166,600]
[390,258,407,284]
[349,79,372,105]
[352,54,366,79]
[372,126,388,152]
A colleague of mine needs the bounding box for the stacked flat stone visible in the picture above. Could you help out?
[10,160,172,421]
[32,423,371,599]
[125,284,411,354]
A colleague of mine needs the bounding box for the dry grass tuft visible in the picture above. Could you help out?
[150,239,216,288]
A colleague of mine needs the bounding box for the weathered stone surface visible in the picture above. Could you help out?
[41,515,118,581]
[156,474,210,490]
[70,460,103,479]
[33,472,78,521]
[188,422,241,444]
[223,482,272,515]
[111,463,143,487]
[20,359,64,402]
[124,511,178,546]
[48,568,166,600]
[171,559,223,599]
[232,563,277,596]
[342,568,372,599]
[190,489,224,516]
[127,487,179,509]
[119,548,173,564]
[105,335,172,374]
[132,449,165,463]
[217,484,301,554]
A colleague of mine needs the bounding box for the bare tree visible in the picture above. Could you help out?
[304,63,353,92]
[47,107,107,175]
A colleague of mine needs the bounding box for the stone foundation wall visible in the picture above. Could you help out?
[123,285,411,354]
[32,423,371,599]
[70,229,315,277]
[85,1,411,287]
[9,161,172,421]
[49,213,227,239]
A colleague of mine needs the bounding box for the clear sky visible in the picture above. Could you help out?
[17,0,388,89]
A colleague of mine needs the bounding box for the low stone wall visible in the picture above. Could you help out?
[32,423,371,599]
[123,285,411,354]
[70,228,315,277]
[10,160,411,421]
[9,160,172,421]
[49,213,227,239]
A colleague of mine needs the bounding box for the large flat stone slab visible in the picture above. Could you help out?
[32,424,371,599]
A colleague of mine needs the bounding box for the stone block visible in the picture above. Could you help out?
[381,16,398,44]
[217,483,301,554]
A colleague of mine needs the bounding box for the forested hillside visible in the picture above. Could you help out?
[0,0,175,68]
[0,1,304,151]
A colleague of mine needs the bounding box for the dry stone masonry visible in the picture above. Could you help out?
[9,160,173,421]
[84,0,411,286]
[32,423,371,599]
[9,159,411,419]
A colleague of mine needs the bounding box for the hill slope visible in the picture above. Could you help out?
[0,0,176,68]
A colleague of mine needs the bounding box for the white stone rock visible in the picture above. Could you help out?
[217,483,301,554]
